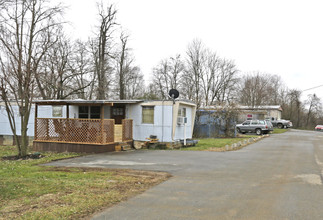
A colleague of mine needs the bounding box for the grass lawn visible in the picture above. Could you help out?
[0,146,170,219]
[272,128,289,134]
[182,135,257,151]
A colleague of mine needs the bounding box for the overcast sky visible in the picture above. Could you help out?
[61,0,323,101]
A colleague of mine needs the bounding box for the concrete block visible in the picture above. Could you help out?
[115,145,122,151]
[134,141,144,150]
[121,144,132,151]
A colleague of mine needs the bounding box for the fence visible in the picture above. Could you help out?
[122,119,133,141]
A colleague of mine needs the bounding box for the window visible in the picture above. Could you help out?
[79,106,89,118]
[79,106,101,119]
[251,120,258,125]
[178,108,186,117]
[52,106,63,117]
[142,106,154,124]
[243,121,250,125]
[259,120,265,125]
[112,108,124,116]
[90,106,101,119]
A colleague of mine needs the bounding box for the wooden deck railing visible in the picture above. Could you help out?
[122,119,133,141]
[35,118,115,144]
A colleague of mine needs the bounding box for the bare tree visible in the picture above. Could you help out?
[35,31,93,100]
[152,55,184,99]
[0,0,63,157]
[141,83,160,100]
[124,66,145,99]
[209,58,238,105]
[153,59,170,99]
[266,75,284,105]
[185,39,206,107]
[36,32,69,99]
[180,75,194,101]
[239,72,276,106]
[91,3,117,99]
[284,89,302,122]
[305,94,322,128]
[113,31,145,99]
[200,50,219,106]
[70,40,95,100]
[116,32,128,99]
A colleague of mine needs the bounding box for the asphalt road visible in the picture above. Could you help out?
[46,129,323,220]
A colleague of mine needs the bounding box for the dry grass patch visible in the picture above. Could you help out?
[0,146,170,220]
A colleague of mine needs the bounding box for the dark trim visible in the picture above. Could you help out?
[33,141,118,153]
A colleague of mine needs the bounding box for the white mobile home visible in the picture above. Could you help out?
[30,99,196,152]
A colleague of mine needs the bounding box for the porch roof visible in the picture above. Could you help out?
[33,99,144,106]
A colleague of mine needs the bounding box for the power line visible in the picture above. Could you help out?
[302,84,323,92]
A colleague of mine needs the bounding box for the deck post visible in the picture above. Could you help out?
[66,104,70,118]
[46,119,49,140]
[34,104,38,140]
[66,104,70,141]
[101,104,104,144]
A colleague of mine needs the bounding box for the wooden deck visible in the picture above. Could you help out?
[33,118,133,153]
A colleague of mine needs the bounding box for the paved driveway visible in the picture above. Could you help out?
[46,130,323,219]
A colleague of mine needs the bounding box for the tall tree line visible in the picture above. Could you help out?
[32,2,144,101]
[151,39,239,108]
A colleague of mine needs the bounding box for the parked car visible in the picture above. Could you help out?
[315,125,323,131]
[265,117,293,129]
[236,120,273,135]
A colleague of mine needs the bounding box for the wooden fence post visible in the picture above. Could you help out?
[34,104,38,140]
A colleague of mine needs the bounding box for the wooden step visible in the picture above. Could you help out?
[121,144,132,151]
[115,143,132,151]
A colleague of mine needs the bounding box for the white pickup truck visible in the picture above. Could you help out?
[266,117,293,129]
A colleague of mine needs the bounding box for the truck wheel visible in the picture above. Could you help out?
[277,123,283,129]
[237,128,241,133]
[256,128,262,135]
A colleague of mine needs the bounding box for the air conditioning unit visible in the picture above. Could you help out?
[177,117,187,125]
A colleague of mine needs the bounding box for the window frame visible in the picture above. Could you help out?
[52,106,63,117]
[142,106,154,124]
[178,107,187,117]
[79,106,101,119]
